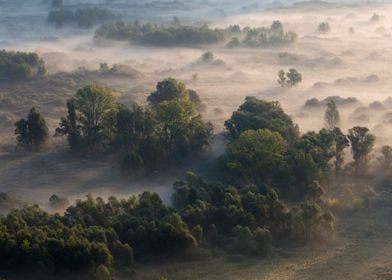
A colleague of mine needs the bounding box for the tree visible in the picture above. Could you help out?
[277,70,286,87]
[324,100,340,130]
[286,69,302,87]
[379,145,392,170]
[115,103,154,152]
[56,85,117,151]
[333,128,349,177]
[155,98,213,159]
[147,78,188,107]
[225,96,299,143]
[277,69,302,87]
[14,107,49,150]
[227,129,287,184]
[347,126,376,172]
[318,22,330,33]
[201,51,214,63]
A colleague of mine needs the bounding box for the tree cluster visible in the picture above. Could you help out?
[94,20,297,48]
[0,50,46,82]
[55,79,213,174]
[277,69,303,87]
[48,7,115,28]
[95,21,227,46]
[0,173,334,275]
[224,97,377,200]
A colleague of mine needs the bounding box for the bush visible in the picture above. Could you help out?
[0,50,46,81]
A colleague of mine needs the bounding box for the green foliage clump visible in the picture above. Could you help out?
[227,129,287,184]
[172,173,334,251]
[277,69,302,87]
[224,96,299,143]
[242,21,297,47]
[56,85,118,152]
[318,22,330,33]
[95,21,227,46]
[348,127,376,173]
[14,107,49,150]
[0,50,46,82]
[56,79,212,173]
[48,7,115,28]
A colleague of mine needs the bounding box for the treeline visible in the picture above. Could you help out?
[0,174,333,276]
[14,78,212,175]
[0,50,46,82]
[48,7,115,28]
[95,21,227,46]
[94,20,297,47]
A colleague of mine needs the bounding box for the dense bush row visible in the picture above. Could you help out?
[94,20,297,47]
[48,7,115,28]
[0,50,46,82]
[95,21,228,46]
[0,173,333,274]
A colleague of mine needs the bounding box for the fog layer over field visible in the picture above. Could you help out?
[1,0,392,206]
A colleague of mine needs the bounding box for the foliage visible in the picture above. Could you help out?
[95,21,227,46]
[147,78,188,107]
[347,126,376,173]
[56,85,118,152]
[48,7,115,28]
[14,107,49,150]
[379,145,392,170]
[225,96,299,143]
[95,20,297,48]
[0,50,46,81]
[324,100,340,130]
[227,129,287,184]
[318,22,330,33]
[278,69,302,87]
[242,21,297,47]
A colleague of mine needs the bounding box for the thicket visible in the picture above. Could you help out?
[0,50,46,82]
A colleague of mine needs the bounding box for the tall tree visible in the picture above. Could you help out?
[324,100,340,130]
[14,107,49,150]
[147,78,188,107]
[347,126,375,172]
[56,85,117,151]
[155,99,213,159]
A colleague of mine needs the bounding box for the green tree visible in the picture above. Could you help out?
[277,70,286,87]
[333,127,349,176]
[14,107,49,150]
[318,22,330,33]
[227,129,287,184]
[347,126,376,172]
[155,99,213,158]
[286,68,302,87]
[225,96,299,143]
[379,145,392,170]
[324,100,340,130]
[56,85,117,151]
[147,78,188,107]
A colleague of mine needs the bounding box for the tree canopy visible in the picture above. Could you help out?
[225,96,299,143]
[15,107,49,150]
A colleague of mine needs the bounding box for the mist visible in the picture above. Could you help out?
[0,0,392,279]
